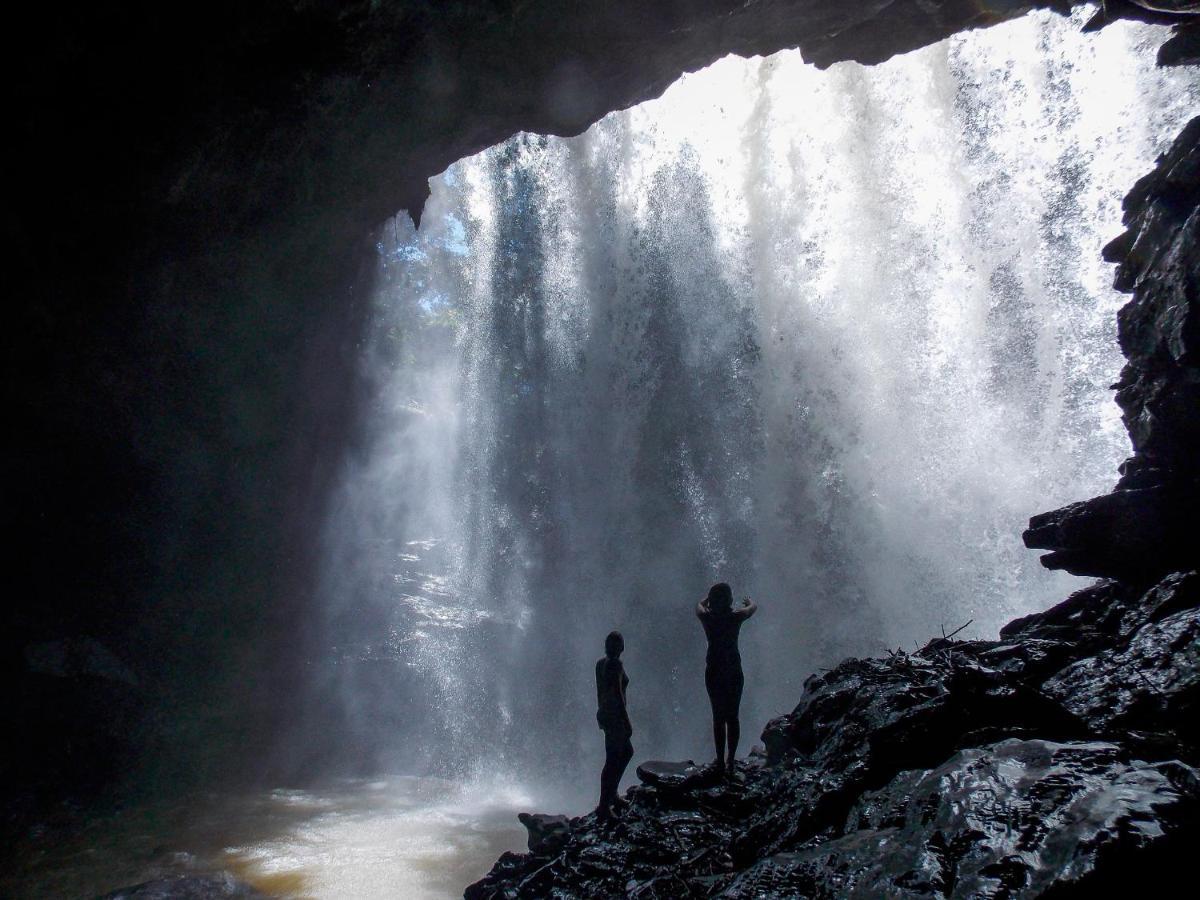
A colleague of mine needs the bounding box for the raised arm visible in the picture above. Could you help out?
[695,597,709,618]
[735,597,758,619]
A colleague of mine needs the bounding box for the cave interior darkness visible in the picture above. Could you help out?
[4,1,1199,895]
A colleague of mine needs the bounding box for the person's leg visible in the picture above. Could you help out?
[706,666,725,771]
[611,736,633,811]
[598,730,619,818]
[618,737,633,778]
[726,671,745,772]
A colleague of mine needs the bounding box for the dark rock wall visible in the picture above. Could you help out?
[1024,117,1200,580]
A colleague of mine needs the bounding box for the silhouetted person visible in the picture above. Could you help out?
[595,630,633,821]
[696,582,757,776]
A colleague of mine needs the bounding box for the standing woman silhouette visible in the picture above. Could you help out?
[696,583,757,776]
[595,631,633,820]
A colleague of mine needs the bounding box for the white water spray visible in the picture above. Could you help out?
[317,10,1197,803]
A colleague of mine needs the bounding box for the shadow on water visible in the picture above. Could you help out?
[3,777,528,899]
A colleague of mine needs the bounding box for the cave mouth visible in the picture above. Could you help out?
[314,6,1192,800]
[7,7,1196,900]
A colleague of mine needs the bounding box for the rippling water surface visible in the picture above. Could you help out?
[6,779,529,899]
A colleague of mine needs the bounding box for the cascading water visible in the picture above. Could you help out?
[316,9,1196,812]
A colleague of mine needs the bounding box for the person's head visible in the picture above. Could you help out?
[604,630,624,659]
[707,582,733,614]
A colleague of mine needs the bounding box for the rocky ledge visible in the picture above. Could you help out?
[467,571,1199,898]
[1024,116,1200,581]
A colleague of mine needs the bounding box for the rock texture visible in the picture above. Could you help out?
[468,571,1200,898]
[1024,118,1200,580]
[722,741,1197,899]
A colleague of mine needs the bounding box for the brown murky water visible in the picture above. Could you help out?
[5,777,530,899]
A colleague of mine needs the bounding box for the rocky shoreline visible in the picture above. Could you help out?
[466,118,1200,900]
[467,572,1198,898]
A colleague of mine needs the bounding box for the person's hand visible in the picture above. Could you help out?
[742,596,751,606]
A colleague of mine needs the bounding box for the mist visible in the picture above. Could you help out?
[309,9,1195,807]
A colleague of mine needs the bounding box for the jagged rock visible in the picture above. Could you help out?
[1044,605,1200,743]
[517,812,572,855]
[635,760,715,792]
[999,572,1198,643]
[469,581,1200,899]
[721,740,1200,899]
[1025,116,1200,584]
[1022,486,1192,578]
[1159,20,1200,64]
[997,579,1123,637]
[761,645,1083,776]
[1129,569,1200,631]
[96,874,264,899]
[467,788,743,898]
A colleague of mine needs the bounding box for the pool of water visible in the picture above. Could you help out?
[5,777,531,899]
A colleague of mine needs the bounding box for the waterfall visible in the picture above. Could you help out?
[314,9,1197,800]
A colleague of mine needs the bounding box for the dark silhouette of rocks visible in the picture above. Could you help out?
[635,761,721,794]
[1025,118,1200,581]
[518,813,572,856]
[720,740,1196,898]
[467,568,1200,898]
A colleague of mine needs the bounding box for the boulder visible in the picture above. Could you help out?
[635,760,716,792]
[720,740,1199,899]
[1044,605,1200,744]
[761,646,1083,775]
[516,812,572,856]
[1022,487,1192,579]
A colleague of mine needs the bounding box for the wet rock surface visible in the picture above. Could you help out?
[519,813,573,856]
[635,761,720,794]
[724,741,1198,899]
[468,569,1200,898]
[1026,116,1200,581]
[1046,606,1200,740]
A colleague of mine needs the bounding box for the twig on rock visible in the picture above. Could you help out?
[667,823,687,854]
[944,619,974,640]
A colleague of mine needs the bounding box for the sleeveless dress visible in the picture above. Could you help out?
[699,611,745,720]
